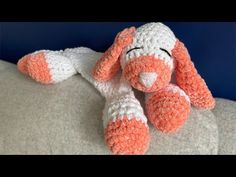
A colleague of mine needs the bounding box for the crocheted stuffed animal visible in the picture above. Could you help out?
[17,22,215,155]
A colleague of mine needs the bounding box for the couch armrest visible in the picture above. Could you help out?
[0,60,219,154]
[212,98,236,154]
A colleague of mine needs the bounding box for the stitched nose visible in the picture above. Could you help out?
[139,72,158,88]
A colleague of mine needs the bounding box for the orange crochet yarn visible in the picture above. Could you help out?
[172,40,215,109]
[17,22,216,155]
[17,54,30,75]
[93,27,135,82]
[92,44,122,82]
[92,23,216,154]
[105,117,150,155]
[124,56,171,92]
[146,88,190,133]
[17,52,52,84]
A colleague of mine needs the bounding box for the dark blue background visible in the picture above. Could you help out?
[0,22,235,101]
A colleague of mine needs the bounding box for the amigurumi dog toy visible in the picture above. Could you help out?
[17,22,215,155]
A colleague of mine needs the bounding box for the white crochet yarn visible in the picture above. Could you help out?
[62,47,148,128]
[62,47,102,84]
[32,50,77,83]
[27,22,180,129]
[62,47,121,97]
[145,84,190,103]
[121,22,176,70]
[102,92,148,128]
[139,72,158,88]
[44,51,77,83]
[165,84,190,102]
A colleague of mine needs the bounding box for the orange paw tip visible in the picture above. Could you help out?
[105,117,150,155]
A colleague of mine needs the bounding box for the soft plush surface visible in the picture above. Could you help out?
[0,60,235,154]
[211,98,236,154]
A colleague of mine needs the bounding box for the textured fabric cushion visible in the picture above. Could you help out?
[0,60,233,154]
[212,98,236,154]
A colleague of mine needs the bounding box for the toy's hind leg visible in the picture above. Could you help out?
[103,91,150,155]
[17,50,77,84]
[145,84,191,133]
[63,48,150,154]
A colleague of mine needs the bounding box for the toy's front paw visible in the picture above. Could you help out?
[17,51,53,84]
[115,27,135,48]
[146,84,191,133]
[105,117,150,155]
[17,50,77,84]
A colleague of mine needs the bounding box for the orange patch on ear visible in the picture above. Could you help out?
[172,40,215,109]
[105,117,150,155]
[92,53,121,82]
[92,27,135,82]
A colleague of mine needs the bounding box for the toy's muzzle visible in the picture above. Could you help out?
[124,56,172,93]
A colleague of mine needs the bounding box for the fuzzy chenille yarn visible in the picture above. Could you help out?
[18,22,215,155]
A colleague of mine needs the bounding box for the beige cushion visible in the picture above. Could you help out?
[0,60,234,154]
[212,98,236,154]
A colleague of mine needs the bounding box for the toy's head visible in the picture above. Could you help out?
[121,22,176,92]
[93,22,195,93]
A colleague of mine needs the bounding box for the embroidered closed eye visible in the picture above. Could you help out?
[126,47,143,54]
[160,48,171,57]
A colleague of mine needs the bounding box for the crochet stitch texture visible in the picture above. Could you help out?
[17,22,215,155]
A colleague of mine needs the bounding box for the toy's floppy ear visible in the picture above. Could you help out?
[172,39,215,109]
[92,45,122,82]
[93,27,135,82]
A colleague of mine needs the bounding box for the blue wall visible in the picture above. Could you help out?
[0,22,235,101]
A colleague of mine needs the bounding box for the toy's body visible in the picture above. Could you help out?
[17,23,215,154]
